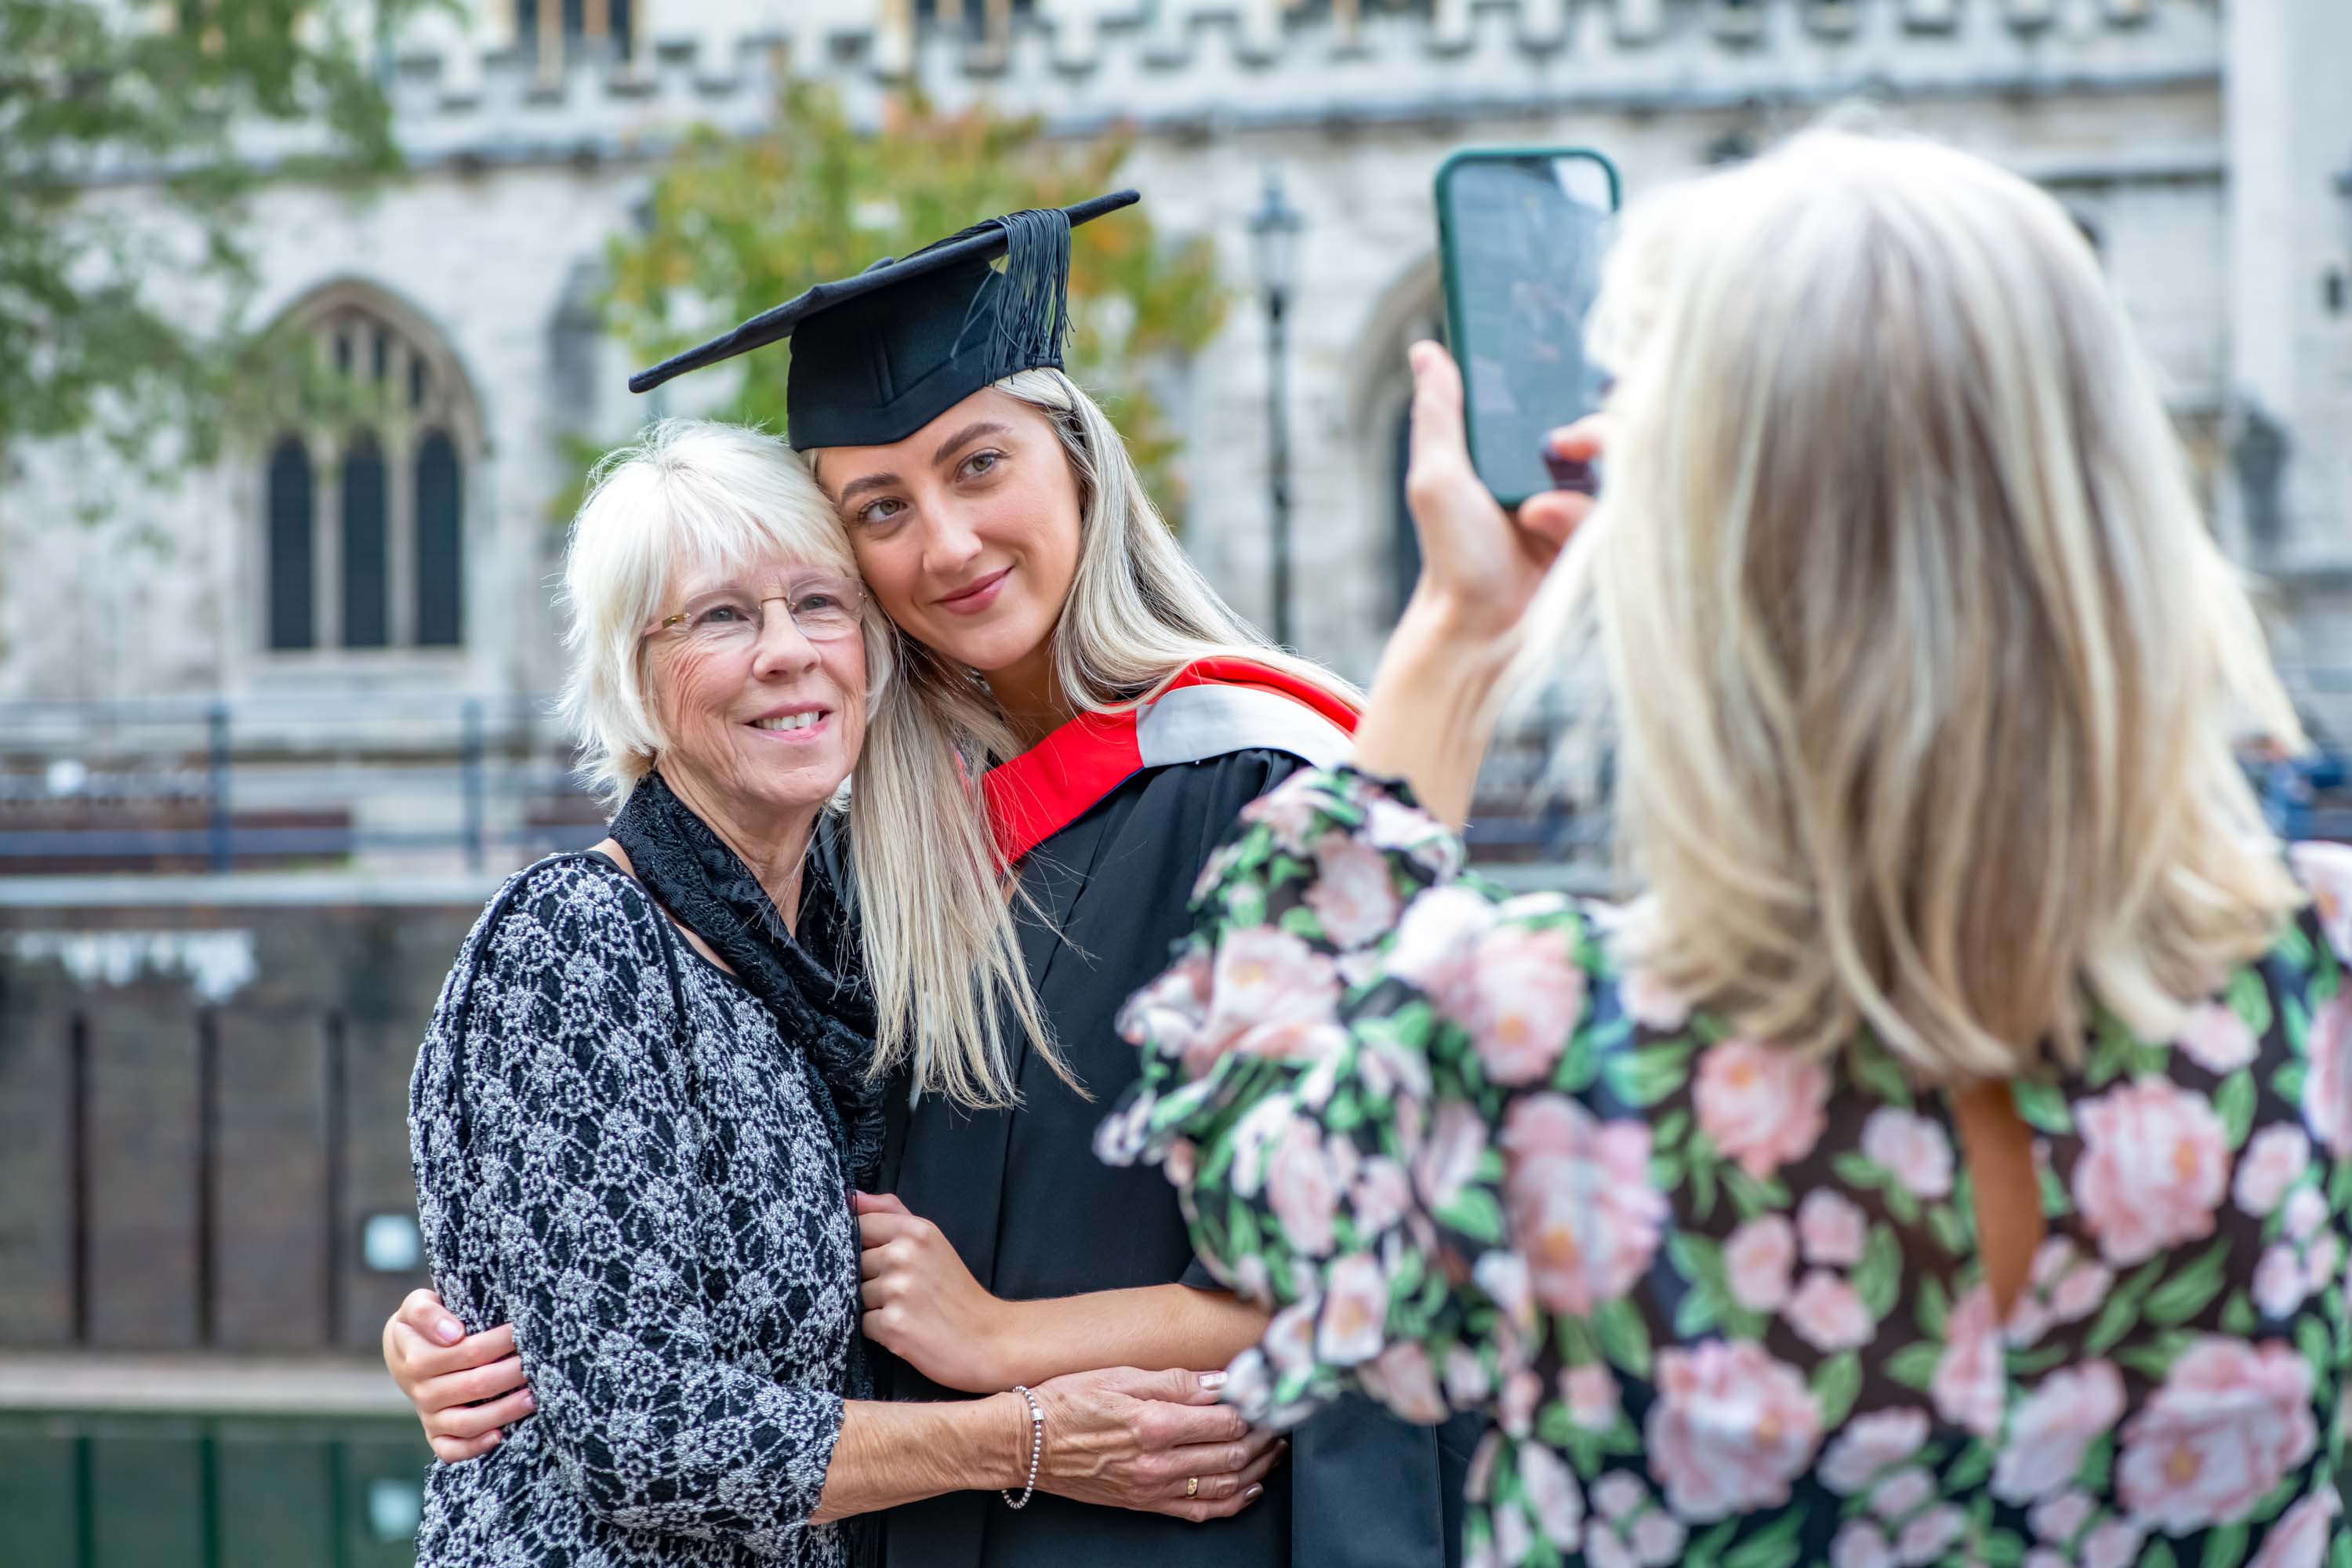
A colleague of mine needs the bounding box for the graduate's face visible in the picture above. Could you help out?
[644,557,868,829]
[815,390,1083,679]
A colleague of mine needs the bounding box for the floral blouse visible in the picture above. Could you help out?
[1097,767,2352,1568]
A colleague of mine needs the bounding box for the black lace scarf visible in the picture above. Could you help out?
[608,771,885,1195]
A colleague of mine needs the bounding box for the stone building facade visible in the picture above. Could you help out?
[2,0,2347,742]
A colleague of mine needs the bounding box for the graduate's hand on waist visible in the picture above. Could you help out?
[383,1287,536,1464]
[1030,1366,1287,1523]
[855,1190,1012,1393]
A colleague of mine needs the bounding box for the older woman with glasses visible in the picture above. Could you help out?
[406,419,1272,1568]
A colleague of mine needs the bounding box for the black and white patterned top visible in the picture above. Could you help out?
[408,852,861,1567]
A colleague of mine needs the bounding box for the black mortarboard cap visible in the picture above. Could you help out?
[627,189,1142,452]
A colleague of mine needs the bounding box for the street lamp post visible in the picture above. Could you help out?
[1248,171,1303,648]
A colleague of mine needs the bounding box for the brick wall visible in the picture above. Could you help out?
[0,896,485,1354]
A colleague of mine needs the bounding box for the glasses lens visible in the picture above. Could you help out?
[790,579,862,640]
[681,598,761,652]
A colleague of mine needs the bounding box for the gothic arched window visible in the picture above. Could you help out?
[266,437,315,650]
[1391,397,1420,619]
[341,433,389,648]
[258,288,478,656]
[415,431,465,648]
[517,0,633,69]
[914,0,1035,40]
[1369,289,1447,624]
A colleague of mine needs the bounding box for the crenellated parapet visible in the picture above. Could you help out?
[368,0,2218,156]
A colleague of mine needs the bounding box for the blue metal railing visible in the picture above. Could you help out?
[0,688,1612,876]
[7,680,2351,877]
[0,691,601,874]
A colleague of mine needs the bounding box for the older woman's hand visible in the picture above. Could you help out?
[383,1288,535,1463]
[1033,1366,1287,1523]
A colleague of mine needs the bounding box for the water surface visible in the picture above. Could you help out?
[0,1411,428,1566]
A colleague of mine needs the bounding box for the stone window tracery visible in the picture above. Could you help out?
[259,290,477,655]
[913,0,1035,43]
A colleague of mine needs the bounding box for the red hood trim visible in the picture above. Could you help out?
[982,658,1359,869]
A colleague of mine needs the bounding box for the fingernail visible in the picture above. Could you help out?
[436,1318,463,1345]
[1544,452,1595,494]
[521,1392,536,1410]
[1245,1486,1263,1501]
[1200,1371,1227,1391]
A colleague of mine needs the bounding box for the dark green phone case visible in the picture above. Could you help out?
[1434,145,1623,508]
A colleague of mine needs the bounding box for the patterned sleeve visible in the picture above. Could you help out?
[1098,765,1627,1438]
[437,862,843,1552]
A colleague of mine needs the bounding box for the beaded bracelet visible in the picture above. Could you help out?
[1002,1385,1044,1510]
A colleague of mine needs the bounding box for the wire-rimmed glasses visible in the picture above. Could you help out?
[644,574,867,654]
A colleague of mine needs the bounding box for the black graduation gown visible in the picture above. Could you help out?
[876,750,1478,1568]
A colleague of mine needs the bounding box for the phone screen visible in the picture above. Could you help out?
[1437,151,1617,505]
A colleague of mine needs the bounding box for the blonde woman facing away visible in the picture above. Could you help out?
[1100,130,2350,1568]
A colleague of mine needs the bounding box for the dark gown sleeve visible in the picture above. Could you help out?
[424,860,844,1552]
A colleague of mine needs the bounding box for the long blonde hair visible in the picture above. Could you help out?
[819,368,1363,1105]
[1527,128,2303,1082]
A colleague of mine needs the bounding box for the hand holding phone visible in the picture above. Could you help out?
[1367,346,1599,827]
[1398,341,1592,643]
[1436,147,1620,507]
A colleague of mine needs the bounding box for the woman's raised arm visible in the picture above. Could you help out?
[1351,340,1593,827]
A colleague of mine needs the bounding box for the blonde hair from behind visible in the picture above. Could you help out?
[1527,128,2304,1083]
[822,368,1363,1106]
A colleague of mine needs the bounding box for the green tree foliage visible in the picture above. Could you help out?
[0,0,410,467]
[601,85,1228,517]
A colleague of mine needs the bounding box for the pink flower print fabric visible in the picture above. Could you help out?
[1100,768,2352,1568]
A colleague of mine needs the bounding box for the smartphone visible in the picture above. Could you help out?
[1435,147,1621,508]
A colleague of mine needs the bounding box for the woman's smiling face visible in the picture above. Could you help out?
[643,557,868,826]
[813,388,1083,679]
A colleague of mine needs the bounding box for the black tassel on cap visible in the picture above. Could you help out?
[970,206,1075,381]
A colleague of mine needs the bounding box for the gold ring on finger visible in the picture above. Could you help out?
[1186,1477,1200,1499]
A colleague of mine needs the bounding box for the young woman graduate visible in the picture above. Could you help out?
[385,192,1477,1568]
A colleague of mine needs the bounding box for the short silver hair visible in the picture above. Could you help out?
[556,418,889,810]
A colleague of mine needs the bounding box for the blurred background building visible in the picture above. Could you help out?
[5,0,2352,858]
[1,1,2348,1561]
